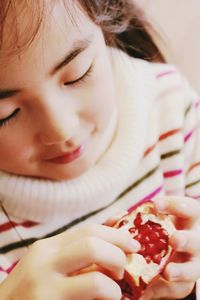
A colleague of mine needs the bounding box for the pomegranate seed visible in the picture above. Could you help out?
[153,253,163,264]
[140,235,151,244]
[119,220,129,228]
[157,239,167,250]
[129,227,136,234]
[146,243,157,255]
[150,231,160,241]
[144,255,152,264]
[134,213,142,227]
[160,228,168,238]
[135,233,143,241]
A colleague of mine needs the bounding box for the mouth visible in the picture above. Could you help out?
[46,145,85,164]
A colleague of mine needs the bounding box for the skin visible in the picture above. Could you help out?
[0,2,200,300]
[0,1,118,180]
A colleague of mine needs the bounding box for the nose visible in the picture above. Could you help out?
[37,94,79,146]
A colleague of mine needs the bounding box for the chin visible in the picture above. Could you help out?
[42,160,95,181]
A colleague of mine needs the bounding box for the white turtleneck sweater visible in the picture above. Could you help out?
[0,49,199,296]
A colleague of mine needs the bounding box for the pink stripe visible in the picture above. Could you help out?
[142,186,163,201]
[165,188,184,195]
[195,99,200,108]
[185,193,200,200]
[156,69,177,79]
[184,129,195,143]
[164,170,183,178]
[6,261,18,273]
[0,261,18,274]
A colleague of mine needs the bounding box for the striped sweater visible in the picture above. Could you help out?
[0,49,199,296]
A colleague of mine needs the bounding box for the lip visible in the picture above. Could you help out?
[47,145,85,164]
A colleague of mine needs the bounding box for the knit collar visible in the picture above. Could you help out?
[0,48,154,222]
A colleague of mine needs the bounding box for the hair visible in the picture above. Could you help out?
[0,0,165,62]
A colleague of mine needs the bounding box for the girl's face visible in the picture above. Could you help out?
[0,2,117,180]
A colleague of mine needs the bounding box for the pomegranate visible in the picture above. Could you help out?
[112,200,175,300]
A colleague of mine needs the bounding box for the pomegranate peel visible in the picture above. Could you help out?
[111,200,175,300]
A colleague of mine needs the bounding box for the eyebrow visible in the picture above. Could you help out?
[0,89,21,100]
[50,36,92,75]
[0,36,93,100]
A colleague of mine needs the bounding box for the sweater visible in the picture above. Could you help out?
[0,48,199,295]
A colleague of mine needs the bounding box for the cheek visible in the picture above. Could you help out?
[90,84,116,131]
[0,134,34,163]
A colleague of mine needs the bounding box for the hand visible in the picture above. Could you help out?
[140,196,200,300]
[0,224,140,300]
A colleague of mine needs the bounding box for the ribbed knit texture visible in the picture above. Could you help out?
[0,49,200,298]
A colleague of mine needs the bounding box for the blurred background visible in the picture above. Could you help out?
[135,0,200,93]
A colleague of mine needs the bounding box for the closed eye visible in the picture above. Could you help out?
[0,108,20,127]
[64,64,93,87]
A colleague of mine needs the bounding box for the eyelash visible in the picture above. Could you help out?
[64,64,94,87]
[0,108,20,128]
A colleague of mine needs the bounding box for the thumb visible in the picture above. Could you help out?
[139,276,194,300]
[139,276,170,300]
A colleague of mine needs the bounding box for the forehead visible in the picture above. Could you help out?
[0,0,98,83]
[0,0,94,60]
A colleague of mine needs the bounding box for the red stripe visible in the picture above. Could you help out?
[144,129,181,158]
[156,69,177,79]
[159,128,181,141]
[0,220,39,233]
[144,143,157,157]
[164,170,183,178]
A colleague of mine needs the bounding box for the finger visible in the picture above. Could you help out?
[54,236,127,279]
[170,230,200,253]
[54,224,140,253]
[164,260,200,282]
[62,271,122,300]
[140,277,194,300]
[103,211,128,227]
[154,196,200,219]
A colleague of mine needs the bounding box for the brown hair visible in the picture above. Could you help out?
[0,0,165,62]
[78,0,165,62]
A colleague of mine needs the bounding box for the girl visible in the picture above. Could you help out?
[0,0,200,299]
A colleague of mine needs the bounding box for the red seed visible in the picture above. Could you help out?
[140,235,151,244]
[144,255,152,264]
[134,213,142,227]
[160,228,168,238]
[153,253,163,264]
[146,243,157,255]
[157,239,167,250]
[118,219,129,228]
[149,231,159,241]
[129,227,136,234]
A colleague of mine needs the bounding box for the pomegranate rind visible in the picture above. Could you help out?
[112,200,175,300]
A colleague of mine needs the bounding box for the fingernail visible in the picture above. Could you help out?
[117,269,124,280]
[174,233,187,249]
[129,239,141,252]
[155,198,168,211]
[168,266,180,280]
